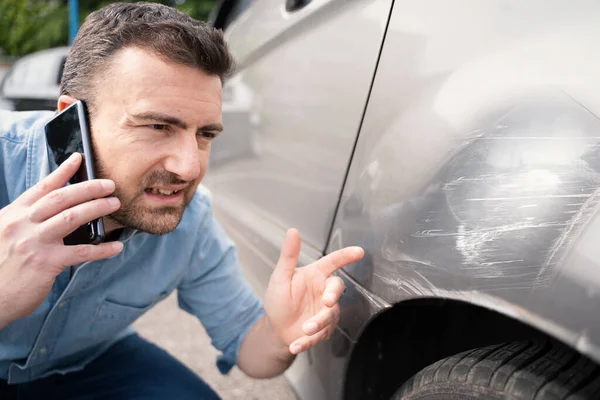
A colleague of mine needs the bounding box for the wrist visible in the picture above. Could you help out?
[264,316,294,361]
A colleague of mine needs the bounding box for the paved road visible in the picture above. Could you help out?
[134,294,297,400]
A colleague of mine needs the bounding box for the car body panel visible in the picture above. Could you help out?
[206,0,393,397]
[1,46,69,111]
[205,0,394,254]
[328,0,600,371]
[210,0,600,399]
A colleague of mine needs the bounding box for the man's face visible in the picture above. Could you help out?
[89,47,223,234]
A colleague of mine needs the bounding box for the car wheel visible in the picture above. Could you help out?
[392,340,600,400]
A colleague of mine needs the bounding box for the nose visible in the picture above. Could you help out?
[163,132,202,182]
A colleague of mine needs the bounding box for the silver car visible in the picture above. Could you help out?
[0,46,69,112]
[207,0,600,398]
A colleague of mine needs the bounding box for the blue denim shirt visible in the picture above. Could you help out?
[0,110,265,384]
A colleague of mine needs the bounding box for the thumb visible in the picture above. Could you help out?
[272,228,301,283]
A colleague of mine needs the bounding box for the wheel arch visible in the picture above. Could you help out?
[342,297,593,400]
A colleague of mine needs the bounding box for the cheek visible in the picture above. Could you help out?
[102,154,154,191]
[119,158,154,183]
[102,138,159,176]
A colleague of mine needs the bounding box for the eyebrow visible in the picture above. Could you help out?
[131,111,223,133]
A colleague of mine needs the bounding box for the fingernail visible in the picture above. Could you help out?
[291,344,302,354]
[69,153,79,162]
[113,241,124,252]
[101,180,115,191]
[305,322,318,335]
[107,197,120,207]
[352,246,364,256]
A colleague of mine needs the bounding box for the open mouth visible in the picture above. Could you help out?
[144,188,182,196]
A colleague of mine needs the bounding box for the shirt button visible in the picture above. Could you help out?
[58,300,68,309]
[39,347,47,355]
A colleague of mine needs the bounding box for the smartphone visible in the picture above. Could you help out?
[45,100,105,246]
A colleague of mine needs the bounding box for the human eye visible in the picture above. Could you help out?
[198,131,217,139]
[149,124,169,131]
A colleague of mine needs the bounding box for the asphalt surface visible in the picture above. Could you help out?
[134,293,297,400]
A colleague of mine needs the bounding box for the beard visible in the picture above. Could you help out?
[93,153,195,235]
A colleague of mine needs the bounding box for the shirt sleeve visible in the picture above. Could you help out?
[176,198,265,374]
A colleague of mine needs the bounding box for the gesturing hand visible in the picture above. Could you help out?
[264,228,364,355]
[0,153,122,328]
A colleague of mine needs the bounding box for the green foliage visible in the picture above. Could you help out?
[0,0,67,57]
[0,0,217,58]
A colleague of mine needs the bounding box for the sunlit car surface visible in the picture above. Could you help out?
[0,46,69,112]
[206,0,600,399]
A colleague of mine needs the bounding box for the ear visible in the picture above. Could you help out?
[57,95,77,112]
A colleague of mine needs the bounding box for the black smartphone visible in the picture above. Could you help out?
[45,100,105,246]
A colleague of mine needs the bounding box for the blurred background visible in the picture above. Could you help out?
[0,1,296,399]
[0,0,213,58]
[0,0,218,112]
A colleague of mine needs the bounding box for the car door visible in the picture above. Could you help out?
[204,0,394,297]
[326,3,600,398]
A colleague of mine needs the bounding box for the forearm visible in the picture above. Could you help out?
[238,315,296,379]
[0,311,11,330]
[0,295,11,330]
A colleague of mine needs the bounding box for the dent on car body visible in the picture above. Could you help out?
[332,90,600,362]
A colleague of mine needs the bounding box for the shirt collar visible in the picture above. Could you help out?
[26,111,55,191]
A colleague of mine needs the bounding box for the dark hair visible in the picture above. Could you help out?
[60,2,235,110]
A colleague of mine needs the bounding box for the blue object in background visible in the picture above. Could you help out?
[68,0,79,44]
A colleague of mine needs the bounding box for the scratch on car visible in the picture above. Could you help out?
[466,194,591,201]
[373,273,434,296]
[534,186,600,288]
[372,104,600,292]
[342,270,390,309]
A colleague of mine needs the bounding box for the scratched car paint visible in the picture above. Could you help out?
[212,0,600,398]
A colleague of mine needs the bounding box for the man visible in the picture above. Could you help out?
[0,2,364,399]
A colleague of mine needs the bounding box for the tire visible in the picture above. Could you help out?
[393,340,600,400]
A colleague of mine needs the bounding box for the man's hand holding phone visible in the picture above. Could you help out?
[0,153,122,329]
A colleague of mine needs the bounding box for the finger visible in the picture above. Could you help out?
[38,197,121,242]
[18,153,82,206]
[271,228,301,282]
[316,246,364,277]
[302,304,340,336]
[29,179,116,223]
[289,327,333,355]
[56,241,124,268]
[322,276,345,308]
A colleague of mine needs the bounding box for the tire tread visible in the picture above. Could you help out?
[395,340,600,400]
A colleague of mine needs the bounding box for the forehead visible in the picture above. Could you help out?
[99,47,222,122]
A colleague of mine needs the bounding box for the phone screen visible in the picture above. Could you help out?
[46,104,84,166]
[45,101,105,245]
